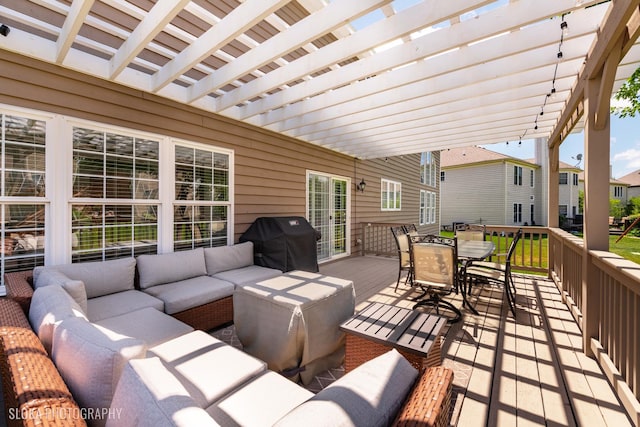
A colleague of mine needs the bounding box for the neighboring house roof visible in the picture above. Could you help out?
[523,158,582,171]
[441,146,538,168]
[577,171,628,185]
[618,169,640,187]
[559,161,582,171]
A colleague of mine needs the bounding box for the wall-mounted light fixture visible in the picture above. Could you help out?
[356,178,366,193]
[0,24,10,37]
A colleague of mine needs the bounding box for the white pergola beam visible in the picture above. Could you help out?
[152,0,291,92]
[317,88,570,155]
[215,0,494,112]
[187,0,392,103]
[109,0,190,79]
[237,0,604,121]
[269,39,589,135]
[56,0,95,64]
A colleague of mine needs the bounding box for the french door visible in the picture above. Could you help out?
[307,172,350,262]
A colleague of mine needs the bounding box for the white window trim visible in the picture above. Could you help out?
[0,104,235,265]
[381,178,401,211]
[171,138,235,250]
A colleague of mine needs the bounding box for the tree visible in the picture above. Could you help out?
[628,196,640,216]
[612,67,640,117]
[610,198,625,219]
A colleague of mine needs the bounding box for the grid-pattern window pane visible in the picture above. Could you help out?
[530,170,535,188]
[381,179,401,211]
[420,190,436,225]
[174,144,230,251]
[73,128,159,199]
[614,186,623,198]
[420,152,437,187]
[559,205,568,216]
[1,204,46,275]
[513,166,522,186]
[3,115,46,198]
[1,114,47,280]
[513,203,522,223]
[559,173,568,185]
[72,127,159,262]
[428,191,436,224]
[71,204,158,263]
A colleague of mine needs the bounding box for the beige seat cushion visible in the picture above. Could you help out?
[212,265,282,286]
[87,290,164,322]
[52,317,147,422]
[149,330,267,408]
[47,257,137,298]
[207,370,313,426]
[108,357,218,427]
[137,248,207,289]
[203,241,254,275]
[274,349,418,427]
[142,276,234,315]
[94,307,193,348]
[28,284,87,355]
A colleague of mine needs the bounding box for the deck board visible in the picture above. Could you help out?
[319,255,633,426]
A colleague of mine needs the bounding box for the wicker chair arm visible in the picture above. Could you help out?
[0,299,86,426]
[393,366,453,427]
[4,271,34,315]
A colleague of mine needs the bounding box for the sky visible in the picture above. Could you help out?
[482,113,640,179]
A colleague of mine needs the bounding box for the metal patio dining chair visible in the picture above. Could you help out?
[411,235,462,323]
[455,223,486,241]
[464,228,522,316]
[391,226,413,292]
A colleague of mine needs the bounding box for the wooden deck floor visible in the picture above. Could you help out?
[319,255,633,427]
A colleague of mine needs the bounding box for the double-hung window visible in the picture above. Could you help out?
[513,166,522,186]
[513,203,522,223]
[174,144,230,250]
[381,179,401,211]
[71,127,160,262]
[0,113,47,275]
[420,152,437,187]
[420,190,436,225]
[559,173,568,185]
[530,170,535,188]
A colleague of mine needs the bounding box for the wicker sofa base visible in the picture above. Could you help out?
[345,333,442,373]
[171,295,233,331]
[4,271,34,315]
[0,299,86,427]
[393,366,453,427]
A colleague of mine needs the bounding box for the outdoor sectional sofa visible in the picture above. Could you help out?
[0,242,454,426]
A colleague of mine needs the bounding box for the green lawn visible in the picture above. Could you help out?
[441,230,640,271]
[609,235,640,264]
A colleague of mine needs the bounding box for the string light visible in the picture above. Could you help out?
[510,15,567,145]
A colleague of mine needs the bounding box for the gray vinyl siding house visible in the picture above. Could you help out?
[618,169,640,199]
[440,146,540,227]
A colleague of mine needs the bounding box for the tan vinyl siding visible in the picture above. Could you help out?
[441,162,506,226]
[353,154,440,236]
[0,49,434,255]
